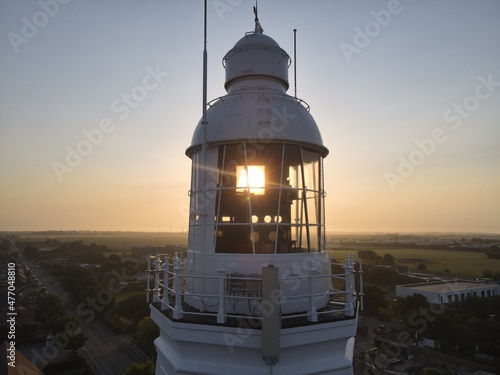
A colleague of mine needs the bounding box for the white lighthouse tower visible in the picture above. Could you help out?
[149,6,359,375]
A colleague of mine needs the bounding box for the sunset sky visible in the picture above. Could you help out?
[1,0,499,233]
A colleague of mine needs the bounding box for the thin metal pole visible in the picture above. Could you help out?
[203,1,208,123]
[293,29,297,98]
[201,0,208,187]
[199,0,208,282]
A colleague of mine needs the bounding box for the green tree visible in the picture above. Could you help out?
[17,321,42,344]
[47,316,87,351]
[135,317,159,356]
[486,244,499,256]
[364,266,396,291]
[24,244,41,259]
[396,293,428,319]
[417,263,427,271]
[108,254,121,263]
[481,269,500,281]
[490,296,500,316]
[62,266,100,302]
[483,269,493,279]
[53,240,106,263]
[426,313,458,350]
[0,239,11,252]
[462,295,487,319]
[36,294,65,323]
[124,361,155,375]
[381,253,396,266]
[114,294,150,326]
[363,285,386,314]
[358,250,381,263]
[101,253,123,272]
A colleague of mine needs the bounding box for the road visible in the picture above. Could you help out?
[18,253,147,374]
[79,319,145,375]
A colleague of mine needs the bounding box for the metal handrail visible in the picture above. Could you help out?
[150,253,359,324]
[205,92,310,112]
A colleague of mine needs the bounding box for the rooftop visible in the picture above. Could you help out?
[398,280,498,293]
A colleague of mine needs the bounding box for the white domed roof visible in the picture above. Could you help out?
[223,32,290,92]
[232,32,281,49]
[186,92,328,157]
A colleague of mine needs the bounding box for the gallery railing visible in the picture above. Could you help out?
[147,253,362,325]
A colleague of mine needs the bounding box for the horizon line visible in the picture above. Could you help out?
[1,229,499,236]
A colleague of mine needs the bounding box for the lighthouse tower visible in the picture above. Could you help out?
[149,8,359,375]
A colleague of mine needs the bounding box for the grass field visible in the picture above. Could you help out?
[114,290,145,304]
[8,231,188,250]
[328,247,498,278]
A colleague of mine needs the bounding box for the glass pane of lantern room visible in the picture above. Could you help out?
[188,152,201,250]
[302,149,321,252]
[214,143,283,254]
[283,145,306,252]
[214,144,249,253]
[243,144,282,254]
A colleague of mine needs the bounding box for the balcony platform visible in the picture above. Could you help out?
[151,297,356,330]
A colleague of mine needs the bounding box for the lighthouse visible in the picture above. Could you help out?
[149,6,359,375]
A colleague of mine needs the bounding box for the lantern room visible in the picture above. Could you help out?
[185,31,328,254]
[182,25,332,315]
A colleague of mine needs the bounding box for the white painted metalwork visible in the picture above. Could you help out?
[149,253,359,325]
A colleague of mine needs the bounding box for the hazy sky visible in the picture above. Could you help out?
[1,0,499,233]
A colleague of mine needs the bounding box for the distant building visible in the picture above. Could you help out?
[15,284,41,324]
[131,245,181,257]
[396,280,500,309]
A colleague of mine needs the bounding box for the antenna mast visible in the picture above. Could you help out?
[253,1,263,34]
[202,0,208,124]
[201,1,208,197]
[293,29,297,98]
[200,0,208,271]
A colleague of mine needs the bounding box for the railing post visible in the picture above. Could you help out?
[359,257,364,311]
[161,255,169,311]
[262,265,280,368]
[344,253,356,317]
[153,253,161,303]
[308,260,318,322]
[217,262,227,324]
[146,254,151,303]
[173,252,184,320]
